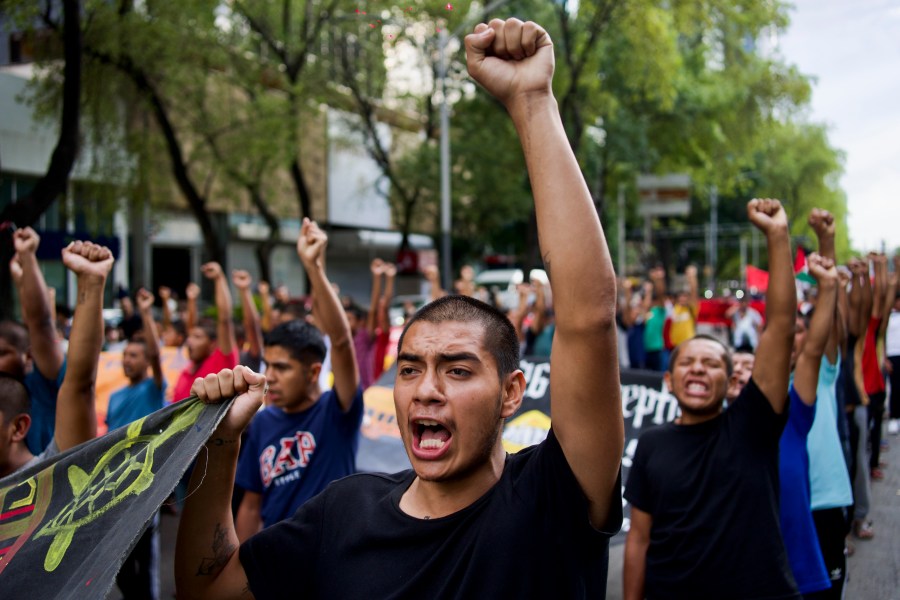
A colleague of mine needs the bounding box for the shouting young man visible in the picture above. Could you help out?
[176,18,623,599]
[624,199,801,599]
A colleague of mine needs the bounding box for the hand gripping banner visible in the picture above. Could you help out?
[0,396,233,599]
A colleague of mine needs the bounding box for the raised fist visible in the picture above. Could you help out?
[62,241,114,280]
[158,286,172,301]
[806,252,837,287]
[464,19,554,109]
[186,282,201,300]
[201,262,224,280]
[847,258,867,277]
[807,208,835,241]
[231,269,253,290]
[136,287,155,312]
[13,226,40,256]
[747,198,788,234]
[296,218,328,267]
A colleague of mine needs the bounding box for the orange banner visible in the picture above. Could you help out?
[94,346,191,435]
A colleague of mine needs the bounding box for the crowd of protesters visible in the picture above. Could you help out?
[2,17,899,600]
[3,202,899,600]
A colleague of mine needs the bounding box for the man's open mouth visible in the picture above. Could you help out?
[684,381,710,397]
[413,419,452,452]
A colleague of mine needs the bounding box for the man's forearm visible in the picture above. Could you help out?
[55,275,105,450]
[215,275,236,354]
[623,541,648,600]
[306,263,351,345]
[240,288,263,359]
[763,230,796,329]
[508,96,616,316]
[806,282,836,357]
[17,252,63,377]
[187,296,198,331]
[235,494,263,544]
[175,438,244,598]
[795,282,836,403]
[305,261,359,403]
[140,306,163,384]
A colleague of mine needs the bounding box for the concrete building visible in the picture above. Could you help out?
[1,23,433,315]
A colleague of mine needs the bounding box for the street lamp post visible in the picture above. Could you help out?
[438,27,452,292]
[437,0,513,292]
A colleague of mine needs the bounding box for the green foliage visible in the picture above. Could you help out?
[10,0,852,277]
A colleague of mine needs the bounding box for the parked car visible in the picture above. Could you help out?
[388,294,429,327]
[475,268,548,311]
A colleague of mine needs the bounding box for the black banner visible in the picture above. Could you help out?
[0,398,232,599]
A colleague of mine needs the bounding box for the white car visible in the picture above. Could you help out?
[475,268,548,311]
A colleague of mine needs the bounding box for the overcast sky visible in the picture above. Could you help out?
[778,0,900,252]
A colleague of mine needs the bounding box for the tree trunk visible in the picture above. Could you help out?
[247,185,280,283]
[0,0,82,320]
[0,0,81,227]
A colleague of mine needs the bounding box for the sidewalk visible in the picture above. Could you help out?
[844,435,900,599]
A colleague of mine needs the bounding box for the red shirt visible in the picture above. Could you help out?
[172,347,240,402]
[862,317,885,395]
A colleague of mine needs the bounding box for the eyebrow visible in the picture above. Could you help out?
[397,352,481,364]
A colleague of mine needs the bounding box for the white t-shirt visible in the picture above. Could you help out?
[886,310,900,357]
[732,306,763,349]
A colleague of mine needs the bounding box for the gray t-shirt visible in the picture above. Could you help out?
[21,438,60,472]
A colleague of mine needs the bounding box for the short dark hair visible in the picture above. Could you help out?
[345,305,366,321]
[0,320,28,353]
[264,320,327,364]
[125,338,148,354]
[196,318,218,341]
[167,320,187,338]
[398,295,520,379]
[0,373,30,420]
[280,301,308,322]
[668,334,734,378]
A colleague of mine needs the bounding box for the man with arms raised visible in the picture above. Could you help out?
[176,18,623,599]
[1,240,113,477]
[234,218,363,541]
[171,262,239,402]
[624,199,801,599]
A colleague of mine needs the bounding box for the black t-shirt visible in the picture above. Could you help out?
[624,378,800,600]
[240,429,622,599]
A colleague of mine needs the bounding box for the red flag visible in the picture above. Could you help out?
[746,265,769,293]
[793,246,807,275]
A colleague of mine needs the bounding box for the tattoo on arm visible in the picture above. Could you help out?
[196,523,236,577]
[207,437,238,447]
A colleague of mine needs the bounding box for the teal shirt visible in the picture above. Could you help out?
[643,305,667,352]
[806,354,853,509]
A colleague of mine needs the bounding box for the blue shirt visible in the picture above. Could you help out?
[779,385,830,594]
[25,359,66,455]
[106,377,167,431]
[236,387,364,528]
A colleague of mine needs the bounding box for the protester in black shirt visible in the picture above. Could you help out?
[623,198,801,600]
[175,18,624,600]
